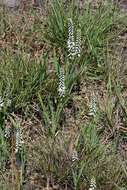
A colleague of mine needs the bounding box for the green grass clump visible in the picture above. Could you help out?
[32,122,127,189]
[0,0,127,189]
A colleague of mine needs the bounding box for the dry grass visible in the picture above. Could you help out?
[0,0,127,189]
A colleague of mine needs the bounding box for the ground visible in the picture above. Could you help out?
[0,0,127,190]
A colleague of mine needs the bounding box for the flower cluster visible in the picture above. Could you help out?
[89,177,96,190]
[0,96,12,111]
[72,149,78,162]
[58,67,65,98]
[89,94,97,116]
[4,122,11,139]
[67,18,75,59]
[67,18,81,59]
[15,127,24,153]
[0,96,4,110]
[75,29,81,57]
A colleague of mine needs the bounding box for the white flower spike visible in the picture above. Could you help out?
[89,177,96,190]
[58,67,65,98]
[75,29,81,57]
[67,18,75,59]
[89,94,97,116]
[15,127,24,153]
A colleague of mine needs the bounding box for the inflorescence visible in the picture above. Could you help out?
[15,127,24,153]
[67,18,81,59]
[89,94,97,116]
[72,149,78,162]
[58,67,65,98]
[89,177,96,190]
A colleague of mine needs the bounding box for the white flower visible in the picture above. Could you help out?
[67,18,76,59]
[15,128,24,153]
[67,18,82,59]
[0,96,4,110]
[0,96,12,111]
[89,94,97,116]
[7,98,12,107]
[75,29,81,57]
[89,177,96,190]
[4,124,11,138]
[4,128,10,138]
[72,149,78,162]
[58,67,65,98]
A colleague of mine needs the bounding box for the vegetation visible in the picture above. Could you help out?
[0,0,127,189]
